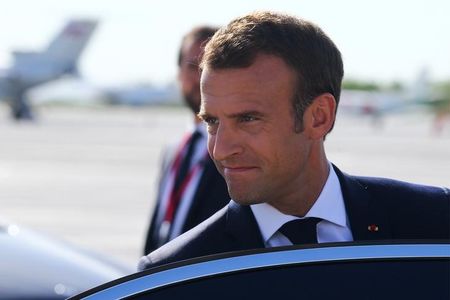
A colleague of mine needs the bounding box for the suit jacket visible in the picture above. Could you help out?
[144,145,230,254]
[139,165,450,270]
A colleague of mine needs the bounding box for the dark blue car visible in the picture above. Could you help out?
[72,241,449,299]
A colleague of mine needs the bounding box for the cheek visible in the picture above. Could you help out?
[185,71,200,84]
[244,134,278,166]
[256,130,304,168]
[283,138,310,171]
[179,72,193,86]
[180,79,191,91]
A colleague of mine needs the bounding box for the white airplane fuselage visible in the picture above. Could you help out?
[0,19,97,119]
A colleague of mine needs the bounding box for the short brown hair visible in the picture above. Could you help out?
[178,26,218,67]
[201,11,344,132]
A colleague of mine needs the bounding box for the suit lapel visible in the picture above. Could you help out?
[224,201,265,250]
[334,165,392,241]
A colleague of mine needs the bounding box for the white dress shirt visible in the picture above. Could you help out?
[250,163,353,247]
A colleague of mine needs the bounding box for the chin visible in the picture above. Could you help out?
[229,189,263,206]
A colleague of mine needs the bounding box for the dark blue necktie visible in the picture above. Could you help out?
[173,130,201,193]
[279,218,321,245]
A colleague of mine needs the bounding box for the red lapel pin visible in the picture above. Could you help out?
[368,224,379,232]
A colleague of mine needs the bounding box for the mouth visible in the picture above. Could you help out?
[222,166,258,176]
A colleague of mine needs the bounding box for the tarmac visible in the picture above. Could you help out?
[0,104,449,269]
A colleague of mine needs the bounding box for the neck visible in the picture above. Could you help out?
[269,143,329,217]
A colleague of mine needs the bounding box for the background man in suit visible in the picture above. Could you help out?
[139,12,449,269]
[143,26,230,254]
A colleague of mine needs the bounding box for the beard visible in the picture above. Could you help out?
[183,92,201,114]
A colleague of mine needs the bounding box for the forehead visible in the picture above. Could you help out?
[200,54,296,112]
[181,39,204,63]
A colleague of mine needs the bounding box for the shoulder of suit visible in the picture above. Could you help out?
[349,174,449,200]
[335,163,449,211]
[139,204,231,270]
[346,173,450,222]
[334,164,448,199]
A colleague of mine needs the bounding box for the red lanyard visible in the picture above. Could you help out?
[170,133,191,175]
[164,160,202,222]
[164,135,208,223]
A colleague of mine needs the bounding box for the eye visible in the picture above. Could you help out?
[238,114,258,123]
[201,116,219,134]
[187,63,199,72]
[203,116,218,125]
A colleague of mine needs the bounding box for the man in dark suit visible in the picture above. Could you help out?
[139,12,449,269]
[143,26,230,254]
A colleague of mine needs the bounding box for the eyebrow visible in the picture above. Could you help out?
[198,110,265,121]
[197,112,209,121]
[228,110,265,119]
[186,60,198,66]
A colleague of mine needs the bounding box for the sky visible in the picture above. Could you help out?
[0,0,449,87]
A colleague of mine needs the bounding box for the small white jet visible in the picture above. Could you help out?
[0,19,97,120]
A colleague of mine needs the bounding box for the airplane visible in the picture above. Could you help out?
[0,19,98,120]
[104,82,181,106]
[338,70,450,131]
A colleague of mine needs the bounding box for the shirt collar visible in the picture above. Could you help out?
[250,202,297,243]
[306,163,347,227]
[250,163,347,243]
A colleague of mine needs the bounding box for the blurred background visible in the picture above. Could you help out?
[1,0,449,269]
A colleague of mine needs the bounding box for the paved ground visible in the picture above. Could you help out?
[0,104,448,269]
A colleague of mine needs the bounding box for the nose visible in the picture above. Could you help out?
[209,123,243,162]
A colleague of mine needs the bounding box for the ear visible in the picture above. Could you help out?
[304,93,336,140]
